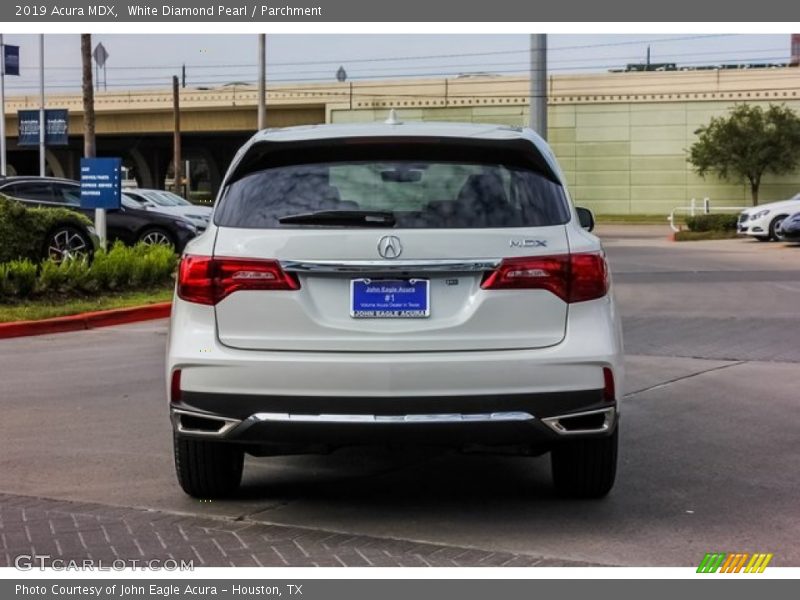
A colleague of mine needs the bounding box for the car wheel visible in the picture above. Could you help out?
[173,433,244,498]
[138,227,175,248]
[551,428,618,499]
[44,225,93,263]
[769,216,787,241]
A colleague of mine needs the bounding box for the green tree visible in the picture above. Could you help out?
[688,104,800,205]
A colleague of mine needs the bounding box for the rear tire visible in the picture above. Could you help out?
[138,227,175,249]
[551,428,618,499]
[173,433,244,498]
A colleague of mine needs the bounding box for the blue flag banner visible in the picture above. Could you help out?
[17,109,70,146]
[4,44,19,76]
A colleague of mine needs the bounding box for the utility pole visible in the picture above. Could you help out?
[38,34,46,176]
[257,33,266,130]
[81,34,104,248]
[81,35,96,159]
[529,34,547,140]
[1,34,6,176]
[172,75,182,197]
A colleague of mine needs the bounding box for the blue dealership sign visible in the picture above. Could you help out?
[80,158,122,210]
[4,45,20,76]
[17,109,70,146]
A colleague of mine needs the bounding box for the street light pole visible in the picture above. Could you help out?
[39,34,46,176]
[257,33,266,130]
[529,34,547,140]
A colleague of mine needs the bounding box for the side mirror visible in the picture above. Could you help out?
[576,207,595,232]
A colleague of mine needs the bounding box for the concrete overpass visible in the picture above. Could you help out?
[4,67,800,210]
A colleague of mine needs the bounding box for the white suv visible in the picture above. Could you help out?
[166,121,624,499]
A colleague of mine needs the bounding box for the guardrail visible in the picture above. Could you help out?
[668,198,747,232]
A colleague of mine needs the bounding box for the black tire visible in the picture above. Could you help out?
[44,225,93,263]
[173,433,244,498]
[755,236,771,242]
[551,428,618,499]
[769,216,787,241]
[138,227,175,249]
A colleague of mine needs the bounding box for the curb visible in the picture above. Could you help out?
[0,302,172,340]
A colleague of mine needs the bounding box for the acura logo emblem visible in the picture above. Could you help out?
[377,235,402,259]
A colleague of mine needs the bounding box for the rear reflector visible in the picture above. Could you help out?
[170,369,182,404]
[603,367,615,402]
[178,255,300,305]
[481,252,609,303]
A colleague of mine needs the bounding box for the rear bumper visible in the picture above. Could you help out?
[170,392,617,448]
[167,293,623,449]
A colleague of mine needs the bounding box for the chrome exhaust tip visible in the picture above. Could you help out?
[541,407,616,436]
[171,409,241,437]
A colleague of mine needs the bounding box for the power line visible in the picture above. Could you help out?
[8,53,798,92]
[15,33,738,73]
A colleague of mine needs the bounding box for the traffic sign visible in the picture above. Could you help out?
[80,157,122,210]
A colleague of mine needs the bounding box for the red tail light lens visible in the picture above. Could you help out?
[481,255,570,298]
[481,252,609,303]
[569,253,610,303]
[178,255,300,305]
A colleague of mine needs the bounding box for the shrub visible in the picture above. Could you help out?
[0,195,93,263]
[0,242,177,302]
[685,214,739,232]
[0,259,38,298]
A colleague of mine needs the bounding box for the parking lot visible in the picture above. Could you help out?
[1,225,799,567]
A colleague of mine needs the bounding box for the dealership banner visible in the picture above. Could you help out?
[17,109,69,146]
[3,44,19,76]
[0,0,791,22]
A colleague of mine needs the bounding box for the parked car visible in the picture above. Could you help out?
[167,121,624,500]
[0,176,201,254]
[776,211,800,241]
[737,193,800,241]
[123,188,212,231]
[0,190,98,263]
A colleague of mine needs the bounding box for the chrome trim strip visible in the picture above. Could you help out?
[171,409,242,437]
[251,411,534,424]
[280,258,502,274]
[541,407,616,436]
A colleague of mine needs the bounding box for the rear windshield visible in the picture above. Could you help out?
[216,159,570,229]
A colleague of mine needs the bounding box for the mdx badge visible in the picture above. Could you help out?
[509,239,547,248]
[377,235,403,259]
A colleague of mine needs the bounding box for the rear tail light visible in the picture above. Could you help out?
[481,252,609,303]
[178,255,300,305]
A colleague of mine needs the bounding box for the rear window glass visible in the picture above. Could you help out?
[215,160,570,229]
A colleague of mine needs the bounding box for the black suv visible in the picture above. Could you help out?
[0,176,200,260]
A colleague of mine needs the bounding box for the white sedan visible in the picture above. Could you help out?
[738,194,800,241]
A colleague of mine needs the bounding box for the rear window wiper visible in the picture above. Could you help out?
[278,210,396,227]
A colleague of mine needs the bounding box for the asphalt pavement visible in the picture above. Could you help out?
[1,225,799,567]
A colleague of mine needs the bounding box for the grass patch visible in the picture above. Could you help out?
[673,230,740,242]
[0,286,173,323]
